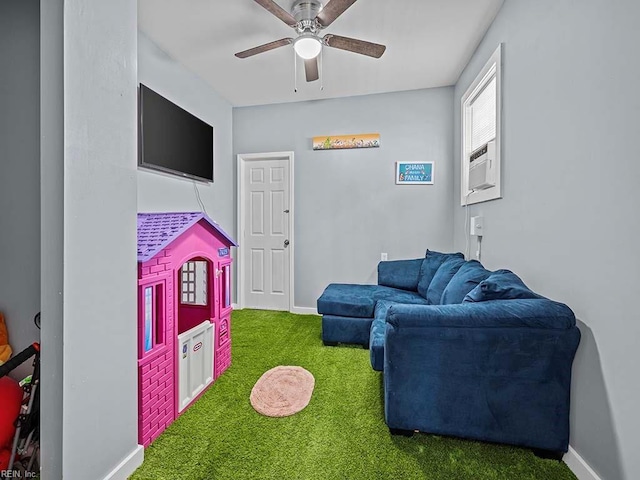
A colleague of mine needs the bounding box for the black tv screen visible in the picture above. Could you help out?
[139,84,214,182]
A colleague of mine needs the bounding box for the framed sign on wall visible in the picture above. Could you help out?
[312,133,380,150]
[395,162,434,185]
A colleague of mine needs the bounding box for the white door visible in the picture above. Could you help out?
[239,153,293,311]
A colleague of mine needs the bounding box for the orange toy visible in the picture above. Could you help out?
[0,313,12,364]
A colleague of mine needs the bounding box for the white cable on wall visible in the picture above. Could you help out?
[464,190,473,259]
[193,181,208,216]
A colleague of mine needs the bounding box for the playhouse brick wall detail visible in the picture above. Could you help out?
[215,316,232,379]
[138,248,173,279]
[139,349,174,446]
[138,248,175,447]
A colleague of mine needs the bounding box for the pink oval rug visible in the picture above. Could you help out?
[250,366,315,417]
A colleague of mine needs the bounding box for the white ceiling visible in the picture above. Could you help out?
[138,0,504,107]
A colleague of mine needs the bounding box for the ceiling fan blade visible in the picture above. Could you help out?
[235,38,293,59]
[323,34,386,58]
[316,0,358,27]
[304,58,319,82]
[253,0,297,27]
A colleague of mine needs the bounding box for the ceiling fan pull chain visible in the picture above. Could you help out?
[293,48,298,93]
[320,48,324,91]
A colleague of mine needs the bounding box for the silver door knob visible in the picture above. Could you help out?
[284,239,290,247]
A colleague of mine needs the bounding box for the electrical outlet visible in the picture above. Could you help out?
[381,253,388,261]
[470,216,484,236]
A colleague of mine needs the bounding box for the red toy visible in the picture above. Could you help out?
[0,376,23,469]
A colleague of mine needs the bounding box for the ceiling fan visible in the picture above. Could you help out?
[235,0,386,83]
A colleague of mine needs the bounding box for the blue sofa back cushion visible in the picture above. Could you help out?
[378,258,423,291]
[417,250,464,298]
[440,260,491,304]
[426,257,466,305]
[464,269,544,302]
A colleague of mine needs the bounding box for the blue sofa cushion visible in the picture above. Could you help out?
[416,250,464,298]
[322,314,373,346]
[378,258,423,291]
[464,270,544,302]
[441,260,491,305]
[426,257,466,305]
[317,284,377,318]
[373,287,430,306]
[317,284,429,318]
[369,300,394,371]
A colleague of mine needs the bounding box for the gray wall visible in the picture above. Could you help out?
[452,1,640,479]
[0,0,41,380]
[59,1,139,479]
[40,0,64,476]
[137,32,235,241]
[234,88,455,308]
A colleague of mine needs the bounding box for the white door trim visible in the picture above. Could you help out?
[237,151,295,311]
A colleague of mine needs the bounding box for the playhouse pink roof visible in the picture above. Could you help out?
[137,212,237,262]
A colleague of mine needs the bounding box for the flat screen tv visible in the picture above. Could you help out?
[139,84,214,182]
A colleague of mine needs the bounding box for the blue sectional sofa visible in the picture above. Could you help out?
[317,250,581,454]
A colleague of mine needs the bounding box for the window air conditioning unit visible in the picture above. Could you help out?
[469,140,496,191]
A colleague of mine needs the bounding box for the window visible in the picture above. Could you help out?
[143,283,164,354]
[461,44,502,205]
[222,264,231,309]
[144,287,153,352]
[181,260,208,306]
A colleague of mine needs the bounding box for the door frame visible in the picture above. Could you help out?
[236,151,295,311]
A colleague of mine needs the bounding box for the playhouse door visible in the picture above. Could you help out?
[177,320,214,412]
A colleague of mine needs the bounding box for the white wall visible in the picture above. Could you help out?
[55,1,139,479]
[137,32,235,239]
[234,88,455,308]
[0,0,41,380]
[453,1,640,479]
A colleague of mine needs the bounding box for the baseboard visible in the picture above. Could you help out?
[103,445,144,480]
[291,306,318,315]
[232,304,317,315]
[564,445,602,480]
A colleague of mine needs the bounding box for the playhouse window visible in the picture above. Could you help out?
[143,284,164,353]
[181,260,208,306]
[222,265,231,309]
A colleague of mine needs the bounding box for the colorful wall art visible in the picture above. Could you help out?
[312,133,380,150]
[396,162,434,185]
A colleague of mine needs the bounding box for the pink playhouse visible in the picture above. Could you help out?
[136,212,237,447]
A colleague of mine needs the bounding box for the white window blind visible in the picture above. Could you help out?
[470,76,497,152]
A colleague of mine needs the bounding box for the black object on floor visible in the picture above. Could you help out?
[532,449,564,461]
[389,428,414,437]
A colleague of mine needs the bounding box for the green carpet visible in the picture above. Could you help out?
[130,309,576,480]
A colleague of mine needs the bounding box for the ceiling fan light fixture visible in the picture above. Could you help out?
[294,35,322,59]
